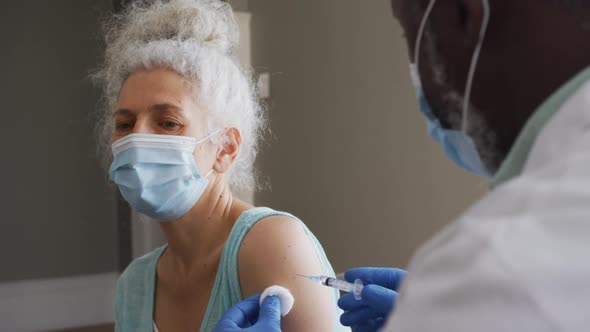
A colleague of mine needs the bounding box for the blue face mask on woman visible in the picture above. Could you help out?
[410,0,491,178]
[109,130,220,221]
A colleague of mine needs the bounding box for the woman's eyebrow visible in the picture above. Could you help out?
[113,108,134,117]
[150,103,183,113]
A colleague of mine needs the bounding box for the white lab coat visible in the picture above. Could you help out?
[383,80,590,331]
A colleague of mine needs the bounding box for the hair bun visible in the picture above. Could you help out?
[116,0,239,55]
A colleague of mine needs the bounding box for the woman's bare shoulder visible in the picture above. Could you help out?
[237,214,336,331]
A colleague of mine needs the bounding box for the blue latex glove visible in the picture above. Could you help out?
[338,267,407,332]
[212,294,282,332]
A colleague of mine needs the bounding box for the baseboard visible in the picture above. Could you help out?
[0,272,118,332]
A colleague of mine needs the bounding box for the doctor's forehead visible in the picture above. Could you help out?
[391,0,415,19]
[391,0,426,35]
[390,0,422,28]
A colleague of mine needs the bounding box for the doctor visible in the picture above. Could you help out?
[213,0,590,331]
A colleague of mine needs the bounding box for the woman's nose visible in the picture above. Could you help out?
[131,118,153,135]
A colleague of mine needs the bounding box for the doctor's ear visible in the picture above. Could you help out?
[429,0,488,44]
[458,0,488,43]
[214,128,242,174]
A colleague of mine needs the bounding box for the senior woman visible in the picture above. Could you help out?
[92,1,348,331]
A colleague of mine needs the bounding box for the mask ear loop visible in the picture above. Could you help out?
[413,0,438,71]
[196,128,225,178]
[414,0,490,134]
[195,128,224,145]
[461,0,491,133]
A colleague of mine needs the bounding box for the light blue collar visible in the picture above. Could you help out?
[492,66,590,187]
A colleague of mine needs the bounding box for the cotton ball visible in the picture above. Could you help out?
[259,285,295,317]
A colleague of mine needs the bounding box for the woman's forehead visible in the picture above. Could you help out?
[117,67,201,111]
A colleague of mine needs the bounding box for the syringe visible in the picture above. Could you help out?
[297,274,364,300]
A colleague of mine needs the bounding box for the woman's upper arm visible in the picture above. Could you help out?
[238,216,335,332]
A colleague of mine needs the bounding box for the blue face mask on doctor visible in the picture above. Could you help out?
[109,130,220,221]
[409,0,491,178]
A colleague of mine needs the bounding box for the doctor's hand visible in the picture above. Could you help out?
[212,294,282,332]
[338,267,407,332]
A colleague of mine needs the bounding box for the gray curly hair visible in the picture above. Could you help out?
[92,0,265,191]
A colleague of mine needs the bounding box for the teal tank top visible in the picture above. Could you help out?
[114,207,350,332]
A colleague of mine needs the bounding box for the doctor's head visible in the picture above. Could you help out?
[391,0,590,174]
[93,0,264,209]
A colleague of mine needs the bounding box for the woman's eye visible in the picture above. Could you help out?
[116,122,133,131]
[160,121,180,129]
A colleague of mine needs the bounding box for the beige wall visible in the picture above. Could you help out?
[228,0,248,11]
[0,0,117,282]
[249,0,487,272]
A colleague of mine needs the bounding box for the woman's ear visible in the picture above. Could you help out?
[214,128,242,174]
